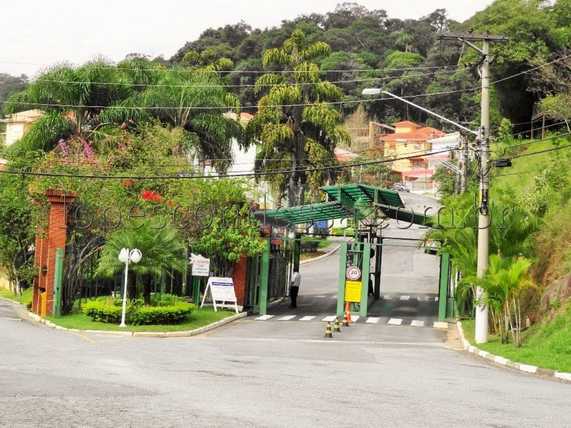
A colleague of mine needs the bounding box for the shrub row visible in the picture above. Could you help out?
[83,298,194,325]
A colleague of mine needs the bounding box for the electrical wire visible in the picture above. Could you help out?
[32,69,461,90]
[5,53,569,112]
[0,148,454,181]
[0,59,460,75]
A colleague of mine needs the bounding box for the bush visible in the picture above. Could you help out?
[83,297,194,325]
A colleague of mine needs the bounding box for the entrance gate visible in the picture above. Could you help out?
[255,184,454,320]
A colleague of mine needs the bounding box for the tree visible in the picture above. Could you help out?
[97,218,187,304]
[0,174,34,295]
[246,30,349,206]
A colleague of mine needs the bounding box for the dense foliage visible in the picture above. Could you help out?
[170,1,571,131]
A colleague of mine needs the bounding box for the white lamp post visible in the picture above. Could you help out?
[118,248,142,328]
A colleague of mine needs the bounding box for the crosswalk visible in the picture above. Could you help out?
[254,314,448,329]
[305,295,439,302]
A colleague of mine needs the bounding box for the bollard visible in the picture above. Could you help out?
[334,317,342,333]
[325,322,333,338]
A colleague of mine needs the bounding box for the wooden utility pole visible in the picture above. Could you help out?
[439,32,508,344]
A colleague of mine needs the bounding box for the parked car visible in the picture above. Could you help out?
[391,183,410,192]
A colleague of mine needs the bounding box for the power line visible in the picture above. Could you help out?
[0,59,459,75]
[0,148,454,181]
[5,54,569,112]
[511,141,571,159]
[31,69,461,90]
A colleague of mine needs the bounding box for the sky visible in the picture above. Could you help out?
[1,0,494,78]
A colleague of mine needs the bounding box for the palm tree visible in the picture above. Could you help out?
[96,218,187,304]
[100,66,243,173]
[246,30,350,206]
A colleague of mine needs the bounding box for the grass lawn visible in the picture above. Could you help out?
[46,307,237,333]
[0,287,33,306]
[462,309,571,373]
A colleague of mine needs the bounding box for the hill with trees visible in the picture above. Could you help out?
[169,1,571,131]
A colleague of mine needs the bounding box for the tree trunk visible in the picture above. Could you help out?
[143,274,152,305]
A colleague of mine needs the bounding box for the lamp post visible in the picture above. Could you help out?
[118,248,142,328]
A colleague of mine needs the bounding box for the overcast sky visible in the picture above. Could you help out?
[1,0,493,77]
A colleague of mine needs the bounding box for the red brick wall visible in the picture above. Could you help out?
[232,256,248,307]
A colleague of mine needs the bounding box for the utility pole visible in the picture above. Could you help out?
[439,33,507,343]
[458,135,468,194]
[476,38,492,344]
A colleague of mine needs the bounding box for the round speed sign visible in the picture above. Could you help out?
[346,265,362,281]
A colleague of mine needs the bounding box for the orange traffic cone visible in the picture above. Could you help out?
[344,302,352,326]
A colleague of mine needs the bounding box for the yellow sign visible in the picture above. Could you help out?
[345,280,362,303]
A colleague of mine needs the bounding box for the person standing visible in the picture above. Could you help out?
[290,270,301,308]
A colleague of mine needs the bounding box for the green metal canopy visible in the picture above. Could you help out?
[257,184,431,227]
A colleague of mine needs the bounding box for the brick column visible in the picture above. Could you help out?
[32,190,76,316]
[232,256,248,307]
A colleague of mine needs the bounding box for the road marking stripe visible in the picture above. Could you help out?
[351,315,360,322]
[314,295,326,298]
[388,318,403,326]
[278,315,296,321]
[411,320,425,327]
[256,315,274,321]
[400,295,411,301]
[322,316,336,322]
[366,317,380,324]
[330,296,337,300]
[299,316,316,321]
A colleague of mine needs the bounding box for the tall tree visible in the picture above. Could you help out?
[246,30,349,206]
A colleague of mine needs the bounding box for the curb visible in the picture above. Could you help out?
[32,311,247,338]
[1,296,247,338]
[456,321,571,384]
[300,245,340,266]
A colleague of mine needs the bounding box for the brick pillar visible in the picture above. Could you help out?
[232,256,248,307]
[32,190,76,316]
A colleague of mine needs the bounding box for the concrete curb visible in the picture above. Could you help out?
[456,321,571,384]
[300,245,340,266]
[34,311,247,338]
[1,296,247,338]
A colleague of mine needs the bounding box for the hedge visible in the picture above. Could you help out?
[83,297,194,325]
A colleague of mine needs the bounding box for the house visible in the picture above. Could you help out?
[2,109,44,147]
[379,121,447,193]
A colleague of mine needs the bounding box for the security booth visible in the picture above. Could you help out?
[254,184,454,319]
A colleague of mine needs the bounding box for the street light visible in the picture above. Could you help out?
[363,87,491,343]
[118,248,142,328]
[362,88,478,136]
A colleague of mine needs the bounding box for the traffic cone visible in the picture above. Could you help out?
[325,322,333,338]
[344,302,352,327]
[334,317,342,333]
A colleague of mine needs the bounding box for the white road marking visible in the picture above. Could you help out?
[433,322,448,329]
[299,316,316,321]
[278,315,296,321]
[400,295,411,301]
[314,295,326,299]
[322,316,337,322]
[435,297,439,302]
[256,315,274,321]
[383,295,392,300]
[366,317,380,324]
[388,318,403,326]
[411,320,425,327]
[351,315,360,322]
[330,296,338,300]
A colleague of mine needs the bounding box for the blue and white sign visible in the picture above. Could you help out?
[200,277,239,313]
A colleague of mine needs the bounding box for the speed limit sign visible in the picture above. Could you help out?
[346,265,362,281]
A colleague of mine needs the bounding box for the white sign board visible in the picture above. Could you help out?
[346,265,362,281]
[200,277,239,313]
[190,254,210,277]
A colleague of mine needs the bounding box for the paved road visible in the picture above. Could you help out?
[1,298,570,427]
